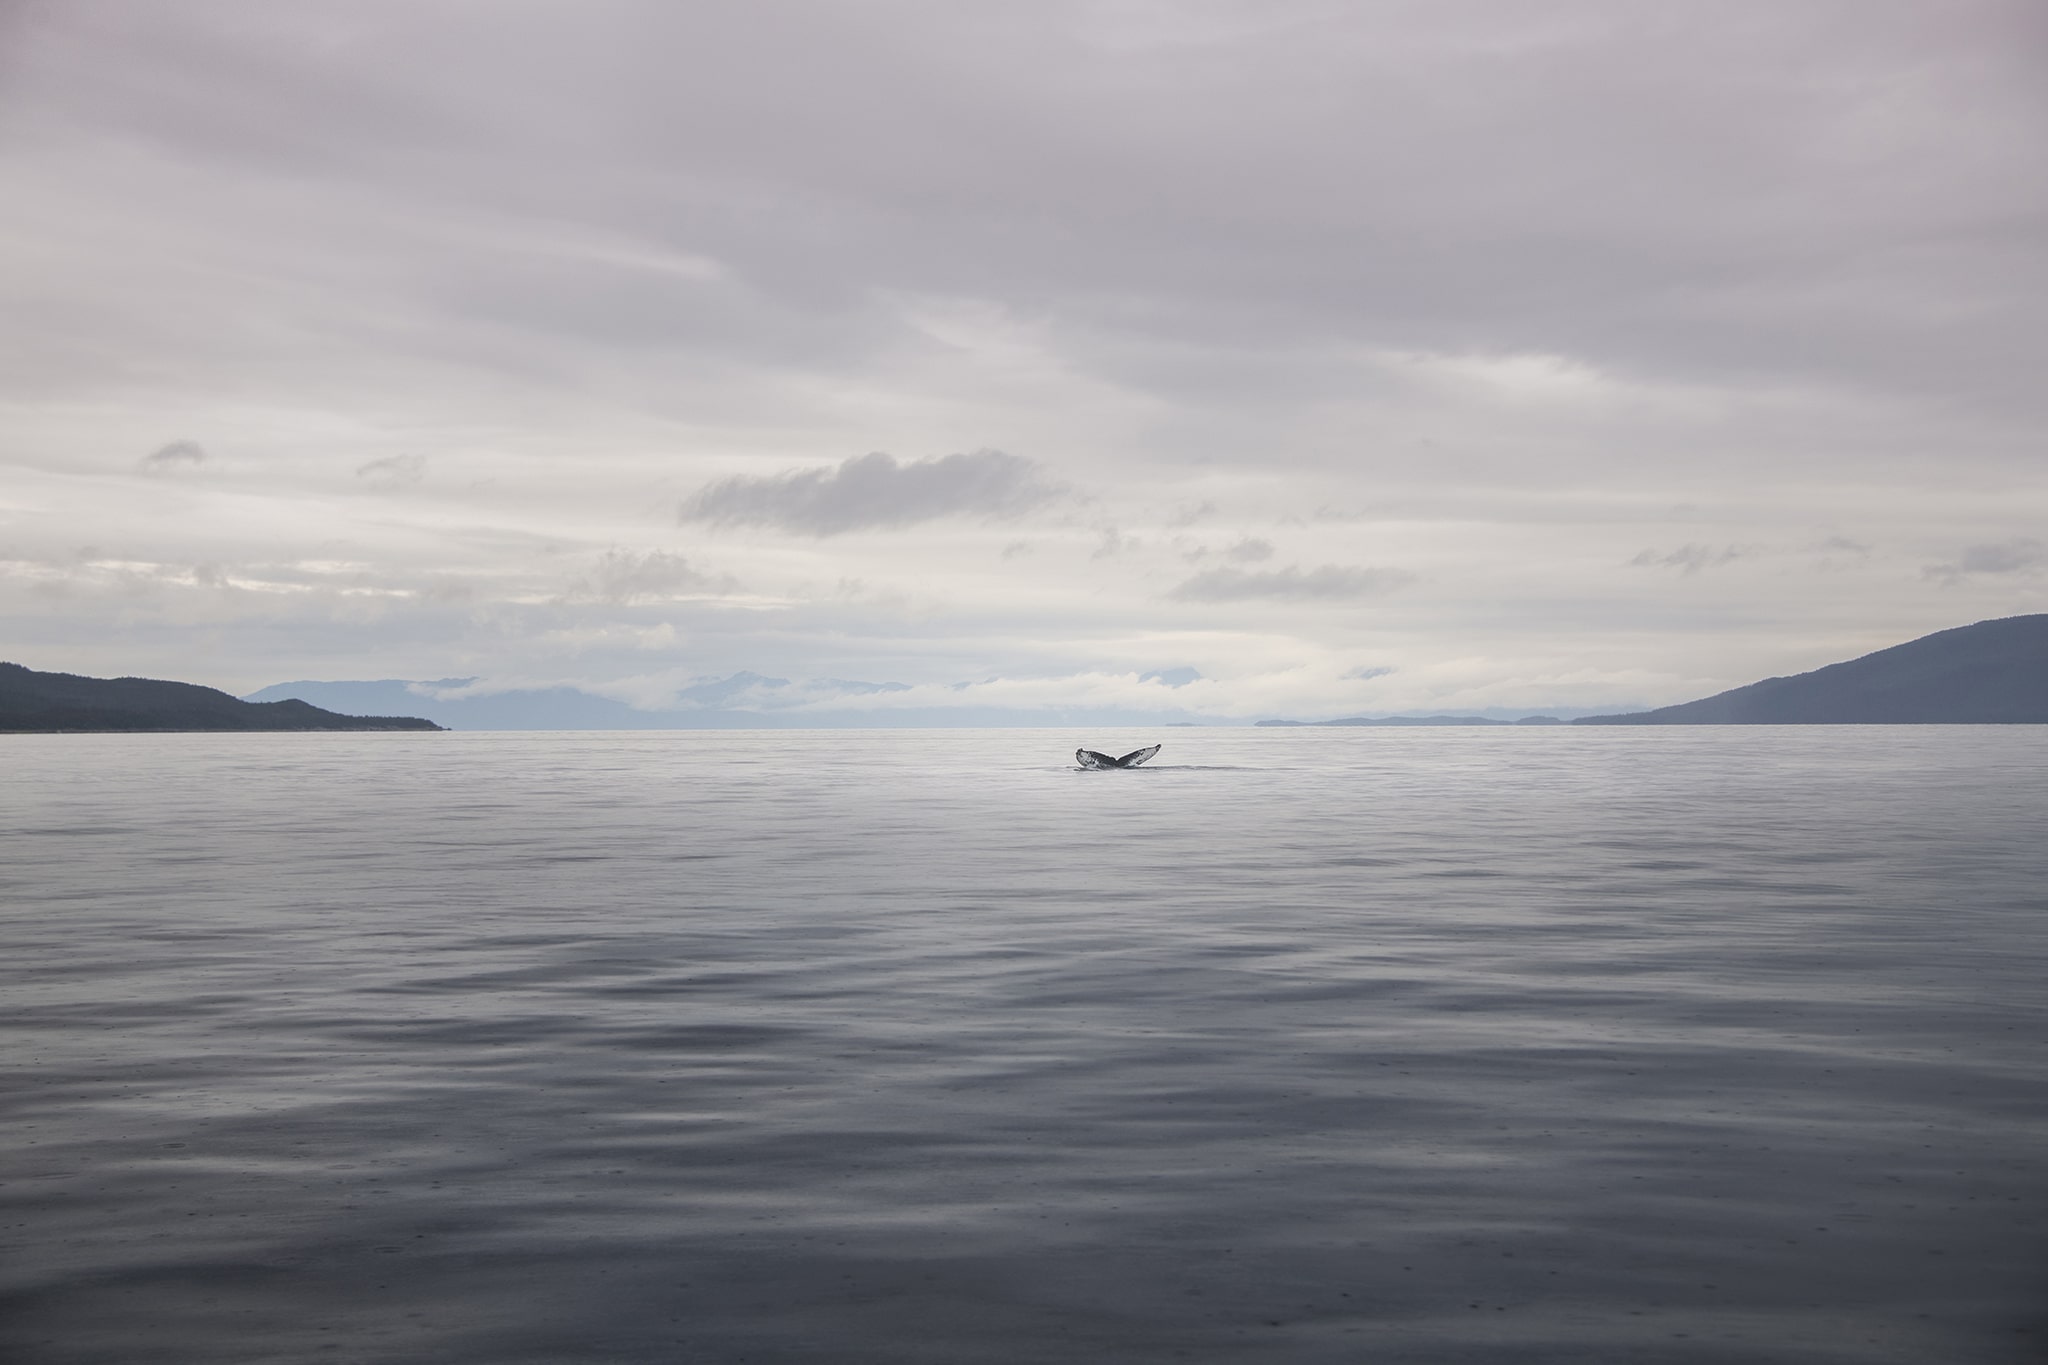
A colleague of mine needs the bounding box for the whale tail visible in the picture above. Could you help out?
[1075,744,1161,769]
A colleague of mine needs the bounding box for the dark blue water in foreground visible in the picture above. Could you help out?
[3,728,2045,1364]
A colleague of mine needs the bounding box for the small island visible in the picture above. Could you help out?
[0,662,442,732]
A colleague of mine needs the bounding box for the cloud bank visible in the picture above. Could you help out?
[0,1,2042,710]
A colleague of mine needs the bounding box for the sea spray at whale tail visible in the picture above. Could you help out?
[1075,744,1161,770]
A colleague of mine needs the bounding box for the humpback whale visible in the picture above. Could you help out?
[1075,744,1161,770]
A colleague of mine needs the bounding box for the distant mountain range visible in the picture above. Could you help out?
[1257,714,1566,728]
[1574,614,2048,724]
[0,662,440,732]
[11,615,2043,733]
[239,674,1214,730]
[243,674,801,730]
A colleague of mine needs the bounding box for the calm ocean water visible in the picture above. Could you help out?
[2,727,2044,1364]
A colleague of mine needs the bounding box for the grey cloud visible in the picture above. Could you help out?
[140,441,205,473]
[1956,539,2044,574]
[1226,537,1274,563]
[1923,537,2045,584]
[680,450,1060,536]
[1344,665,1395,681]
[1628,544,1750,574]
[1092,527,1133,560]
[1812,536,1872,556]
[1140,666,1201,687]
[1807,536,1873,572]
[357,454,426,487]
[567,549,736,604]
[1169,564,1415,603]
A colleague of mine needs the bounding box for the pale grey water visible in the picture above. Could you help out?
[2,727,2044,1365]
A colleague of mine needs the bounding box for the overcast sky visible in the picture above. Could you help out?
[2,0,2044,720]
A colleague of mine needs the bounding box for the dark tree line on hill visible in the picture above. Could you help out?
[0,663,440,732]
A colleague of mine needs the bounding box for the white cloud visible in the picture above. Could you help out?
[1383,351,1613,402]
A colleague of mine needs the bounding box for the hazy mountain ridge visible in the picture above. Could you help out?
[1,663,440,732]
[1575,614,2048,724]
[19,615,2042,733]
[1257,715,1567,728]
[245,678,759,731]
[242,677,1211,730]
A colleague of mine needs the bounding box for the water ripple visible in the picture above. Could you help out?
[2,727,2044,1363]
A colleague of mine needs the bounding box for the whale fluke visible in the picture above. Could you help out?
[1075,744,1161,769]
